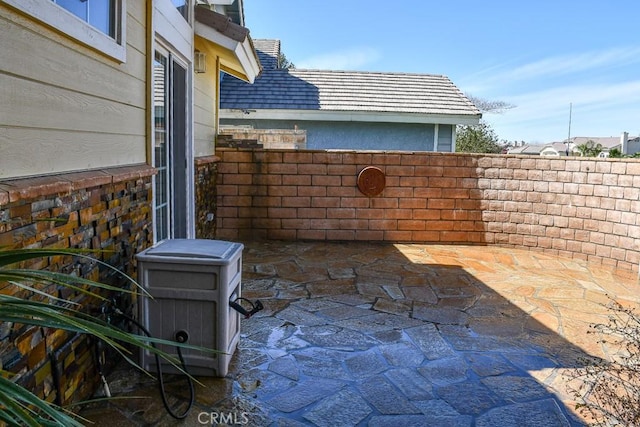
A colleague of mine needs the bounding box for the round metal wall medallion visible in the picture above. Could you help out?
[357,166,386,197]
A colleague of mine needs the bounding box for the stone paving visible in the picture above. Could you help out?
[79,241,639,426]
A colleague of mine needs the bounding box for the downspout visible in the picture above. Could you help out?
[214,56,221,151]
[145,0,154,165]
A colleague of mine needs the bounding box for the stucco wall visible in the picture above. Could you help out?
[215,148,640,277]
[219,119,453,152]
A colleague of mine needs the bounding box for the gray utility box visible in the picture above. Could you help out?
[136,239,243,377]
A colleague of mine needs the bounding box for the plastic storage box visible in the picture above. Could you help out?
[136,239,243,377]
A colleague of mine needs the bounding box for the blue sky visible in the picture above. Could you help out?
[243,1,640,144]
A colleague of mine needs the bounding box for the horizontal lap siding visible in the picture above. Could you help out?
[216,148,640,276]
[0,1,151,407]
[194,37,218,157]
[0,3,147,179]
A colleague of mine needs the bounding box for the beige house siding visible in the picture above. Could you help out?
[0,0,263,407]
[0,2,147,179]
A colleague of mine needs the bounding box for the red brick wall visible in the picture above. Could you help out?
[215,148,640,275]
[0,165,154,405]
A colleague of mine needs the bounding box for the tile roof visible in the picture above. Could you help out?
[253,39,280,70]
[220,69,481,117]
[508,143,570,155]
[507,144,545,155]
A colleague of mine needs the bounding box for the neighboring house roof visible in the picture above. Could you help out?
[508,144,547,155]
[508,142,569,156]
[568,136,622,149]
[568,135,640,156]
[220,69,481,125]
[253,39,280,70]
[541,142,570,155]
[508,136,640,156]
[220,39,480,125]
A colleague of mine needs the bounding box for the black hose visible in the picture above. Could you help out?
[115,311,195,420]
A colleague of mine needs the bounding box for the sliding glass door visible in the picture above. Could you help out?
[153,48,189,241]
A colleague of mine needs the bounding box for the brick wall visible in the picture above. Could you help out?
[215,148,640,276]
[0,165,154,406]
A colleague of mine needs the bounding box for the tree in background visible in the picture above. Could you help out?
[608,148,623,158]
[456,95,515,154]
[465,95,514,114]
[278,52,295,69]
[456,121,504,153]
[575,139,603,157]
[608,148,640,159]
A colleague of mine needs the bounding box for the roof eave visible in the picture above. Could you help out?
[220,109,482,125]
[194,7,261,83]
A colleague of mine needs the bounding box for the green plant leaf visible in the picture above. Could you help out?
[0,246,219,425]
[0,247,151,298]
[0,374,83,427]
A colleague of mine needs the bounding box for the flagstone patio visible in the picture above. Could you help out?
[79,241,639,426]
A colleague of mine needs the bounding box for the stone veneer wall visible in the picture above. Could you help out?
[215,148,640,277]
[0,165,154,406]
[195,156,219,239]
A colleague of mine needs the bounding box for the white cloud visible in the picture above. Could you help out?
[504,80,640,117]
[296,47,382,70]
[487,80,640,142]
[473,46,640,87]
[464,46,640,142]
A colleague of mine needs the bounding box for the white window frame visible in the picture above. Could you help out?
[3,0,127,62]
[152,40,195,242]
[151,0,195,242]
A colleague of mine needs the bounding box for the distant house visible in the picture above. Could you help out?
[568,134,640,157]
[219,39,481,152]
[508,142,570,156]
[507,133,639,157]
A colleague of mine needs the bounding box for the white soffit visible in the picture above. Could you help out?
[194,8,260,83]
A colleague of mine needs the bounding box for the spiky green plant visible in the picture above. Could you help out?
[0,247,206,426]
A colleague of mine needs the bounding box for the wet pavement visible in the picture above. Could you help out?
[79,241,639,426]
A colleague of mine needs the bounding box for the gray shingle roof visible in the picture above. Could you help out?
[220,69,481,117]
